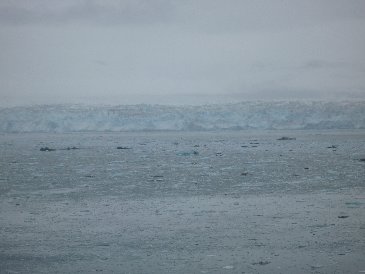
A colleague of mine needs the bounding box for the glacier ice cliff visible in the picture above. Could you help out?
[0,101,364,133]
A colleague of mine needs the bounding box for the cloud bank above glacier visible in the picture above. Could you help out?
[1,0,365,106]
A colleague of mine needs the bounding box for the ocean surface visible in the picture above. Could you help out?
[0,130,364,273]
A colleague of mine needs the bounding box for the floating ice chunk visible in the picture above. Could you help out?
[277,136,296,140]
[176,150,199,156]
[40,147,56,152]
[117,146,131,150]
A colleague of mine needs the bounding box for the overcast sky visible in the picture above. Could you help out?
[0,0,365,106]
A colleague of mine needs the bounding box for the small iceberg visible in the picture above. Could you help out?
[176,150,199,156]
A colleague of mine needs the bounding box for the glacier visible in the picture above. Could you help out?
[0,101,364,133]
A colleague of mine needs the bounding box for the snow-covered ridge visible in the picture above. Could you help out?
[1,101,364,132]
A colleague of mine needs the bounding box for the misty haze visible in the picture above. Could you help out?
[1,1,365,273]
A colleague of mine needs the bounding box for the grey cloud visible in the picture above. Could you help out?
[0,0,365,106]
[0,0,175,25]
[93,60,108,66]
[1,0,365,30]
[300,60,365,73]
[303,60,341,69]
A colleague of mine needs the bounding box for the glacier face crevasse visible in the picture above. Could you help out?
[0,101,364,132]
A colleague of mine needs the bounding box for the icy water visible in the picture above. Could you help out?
[0,130,364,273]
